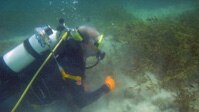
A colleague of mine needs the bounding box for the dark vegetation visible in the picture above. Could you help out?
[97,6,199,111]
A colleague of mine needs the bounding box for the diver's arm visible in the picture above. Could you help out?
[79,85,109,108]
[68,82,109,108]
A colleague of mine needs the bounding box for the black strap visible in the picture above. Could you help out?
[23,39,41,59]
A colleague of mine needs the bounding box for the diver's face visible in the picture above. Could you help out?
[82,37,99,58]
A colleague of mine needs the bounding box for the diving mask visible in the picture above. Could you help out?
[70,29,104,50]
[94,34,104,50]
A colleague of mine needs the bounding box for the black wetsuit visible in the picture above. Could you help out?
[27,38,109,109]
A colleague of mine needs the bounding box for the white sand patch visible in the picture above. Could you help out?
[83,70,178,112]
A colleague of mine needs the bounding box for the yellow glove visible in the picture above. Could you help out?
[104,76,115,92]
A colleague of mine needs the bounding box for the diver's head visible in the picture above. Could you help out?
[71,25,105,59]
[79,25,104,59]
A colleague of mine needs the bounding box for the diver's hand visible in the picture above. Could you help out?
[104,76,115,92]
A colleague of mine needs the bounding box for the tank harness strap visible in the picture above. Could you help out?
[53,56,81,81]
[44,30,81,81]
[58,64,81,81]
[23,38,41,59]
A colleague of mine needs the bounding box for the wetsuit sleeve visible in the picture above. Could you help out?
[65,80,109,108]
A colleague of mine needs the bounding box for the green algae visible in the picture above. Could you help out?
[97,6,199,111]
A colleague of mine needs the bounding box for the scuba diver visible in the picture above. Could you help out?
[0,18,115,111]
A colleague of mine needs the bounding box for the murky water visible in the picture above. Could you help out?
[1,0,199,112]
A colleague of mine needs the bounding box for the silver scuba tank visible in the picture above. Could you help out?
[2,26,58,73]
